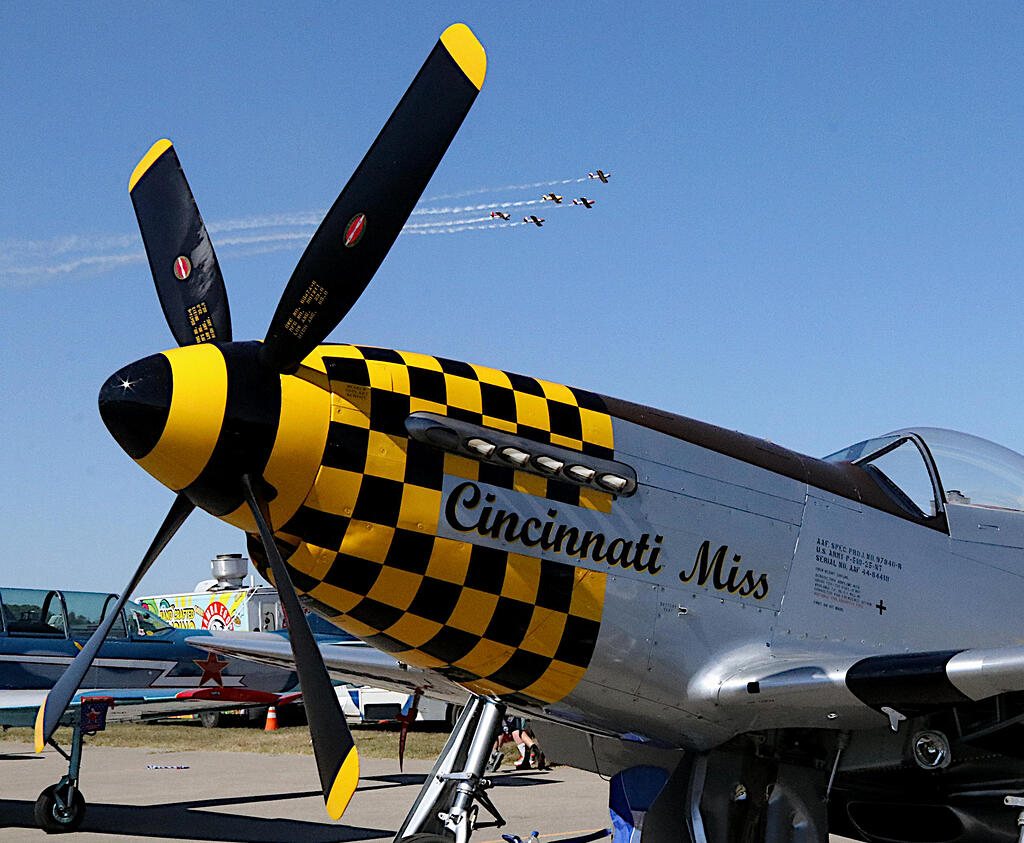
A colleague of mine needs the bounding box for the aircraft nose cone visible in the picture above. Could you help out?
[99,353,172,459]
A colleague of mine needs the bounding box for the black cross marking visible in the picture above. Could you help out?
[875,599,887,615]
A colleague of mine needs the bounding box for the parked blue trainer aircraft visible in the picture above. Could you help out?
[0,585,298,832]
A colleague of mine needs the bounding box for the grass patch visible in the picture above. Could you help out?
[1,720,453,759]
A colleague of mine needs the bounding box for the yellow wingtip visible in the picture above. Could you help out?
[440,23,486,91]
[129,138,173,192]
[34,700,47,753]
[325,746,360,820]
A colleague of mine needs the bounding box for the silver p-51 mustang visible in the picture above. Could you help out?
[39,22,1024,843]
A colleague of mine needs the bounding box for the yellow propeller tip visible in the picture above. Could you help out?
[129,139,173,192]
[33,701,47,753]
[325,747,360,820]
[441,23,486,91]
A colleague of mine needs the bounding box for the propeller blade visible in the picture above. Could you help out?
[261,23,486,373]
[129,139,232,346]
[35,494,194,751]
[241,474,358,819]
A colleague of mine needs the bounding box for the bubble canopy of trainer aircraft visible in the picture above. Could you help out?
[825,427,1024,513]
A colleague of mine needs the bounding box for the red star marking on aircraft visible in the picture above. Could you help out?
[193,652,230,687]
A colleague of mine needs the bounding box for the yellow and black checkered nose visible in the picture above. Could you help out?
[246,344,614,706]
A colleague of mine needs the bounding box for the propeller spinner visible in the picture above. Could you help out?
[37,23,487,822]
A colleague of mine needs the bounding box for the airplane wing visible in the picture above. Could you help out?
[192,632,1024,734]
[194,632,1024,732]
[714,643,1024,731]
[189,632,468,705]
[0,685,287,729]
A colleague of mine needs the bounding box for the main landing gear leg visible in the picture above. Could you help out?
[1005,796,1024,843]
[395,695,507,843]
[665,746,828,843]
[35,718,86,834]
[613,745,829,843]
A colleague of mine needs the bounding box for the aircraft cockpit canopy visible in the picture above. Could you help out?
[825,427,1024,517]
[0,588,175,638]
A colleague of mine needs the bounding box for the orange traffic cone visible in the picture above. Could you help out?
[264,706,278,731]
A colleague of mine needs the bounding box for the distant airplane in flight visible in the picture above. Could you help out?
[588,169,611,183]
[490,211,511,221]
[523,215,545,227]
[572,197,595,208]
[542,193,563,203]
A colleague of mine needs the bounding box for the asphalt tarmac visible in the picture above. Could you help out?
[0,741,609,842]
[0,741,858,842]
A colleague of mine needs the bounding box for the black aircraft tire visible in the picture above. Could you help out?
[445,704,463,730]
[401,834,454,843]
[199,710,221,728]
[34,783,85,833]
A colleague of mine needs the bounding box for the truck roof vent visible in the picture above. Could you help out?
[210,553,248,590]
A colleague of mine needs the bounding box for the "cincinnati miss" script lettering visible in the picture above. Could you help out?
[444,480,663,575]
[678,540,769,599]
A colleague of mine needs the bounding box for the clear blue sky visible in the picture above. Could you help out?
[3,2,1023,594]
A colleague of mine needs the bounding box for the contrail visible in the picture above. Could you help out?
[405,222,520,235]
[2,251,144,289]
[191,221,525,259]
[2,171,606,288]
[203,172,593,223]
[1,221,528,288]
[3,232,139,260]
[403,215,530,229]
[0,232,316,289]
[412,198,546,215]
[422,176,589,201]
[216,230,315,246]
[210,212,325,232]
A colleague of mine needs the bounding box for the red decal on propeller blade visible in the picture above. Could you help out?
[344,214,367,248]
[173,256,192,280]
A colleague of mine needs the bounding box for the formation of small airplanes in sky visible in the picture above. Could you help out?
[484,169,609,230]
[2,170,614,291]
